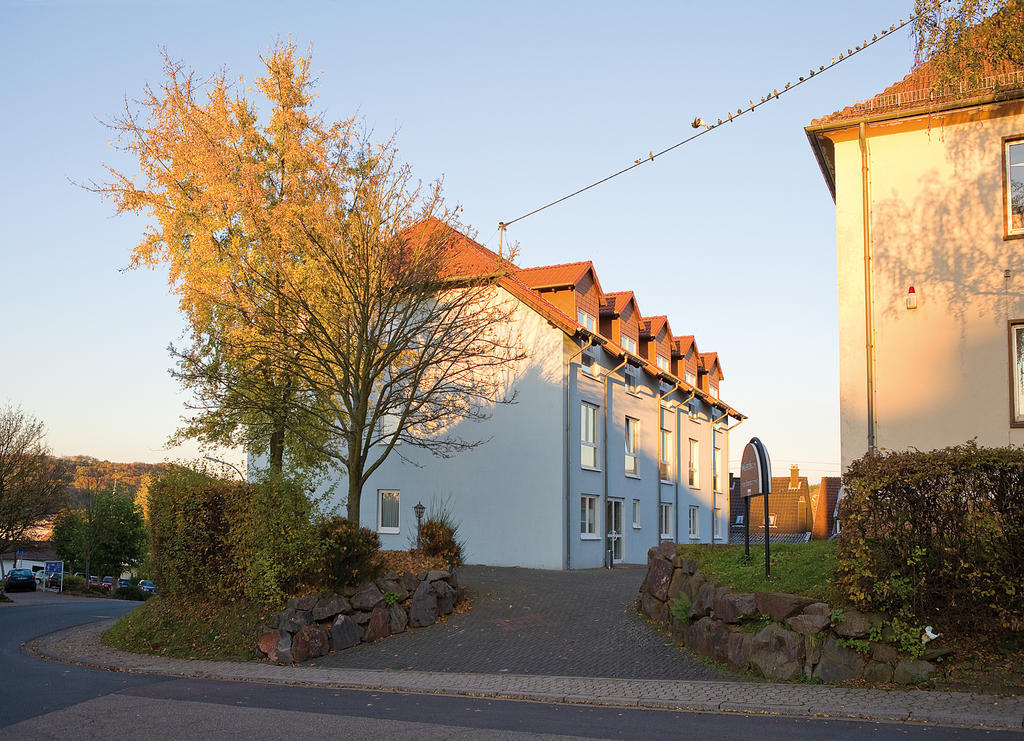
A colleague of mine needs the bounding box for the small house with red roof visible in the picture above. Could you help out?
[343,221,744,569]
[805,36,1024,470]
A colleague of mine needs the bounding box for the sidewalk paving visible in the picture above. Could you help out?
[30,619,1024,731]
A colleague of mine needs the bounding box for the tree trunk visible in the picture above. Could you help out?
[268,423,285,477]
[346,472,362,525]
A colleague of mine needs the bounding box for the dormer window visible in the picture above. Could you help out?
[577,309,596,331]
[710,384,718,398]
[685,371,696,386]
[656,355,669,372]
[622,335,637,354]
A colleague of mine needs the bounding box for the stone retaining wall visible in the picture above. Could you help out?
[258,568,465,663]
[638,543,944,684]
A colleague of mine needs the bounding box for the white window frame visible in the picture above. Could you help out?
[713,507,722,540]
[688,505,700,539]
[660,427,673,481]
[685,371,696,386]
[623,335,637,354]
[688,438,700,488]
[1012,320,1024,426]
[577,308,596,331]
[580,494,599,539]
[656,354,669,372]
[377,490,400,534]
[709,384,718,399]
[1005,138,1024,237]
[713,447,722,493]
[632,498,642,529]
[581,402,599,469]
[659,502,673,540]
[624,416,639,475]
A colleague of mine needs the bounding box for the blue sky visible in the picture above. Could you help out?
[0,0,920,477]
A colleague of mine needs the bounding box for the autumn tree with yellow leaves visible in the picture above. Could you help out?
[95,44,523,523]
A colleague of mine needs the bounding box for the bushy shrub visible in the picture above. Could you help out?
[114,585,151,601]
[419,505,465,567]
[315,517,381,589]
[838,442,1024,633]
[63,575,85,591]
[146,466,320,606]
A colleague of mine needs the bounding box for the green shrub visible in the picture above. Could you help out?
[316,517,381,589]
[146,466,320,606]
[838,442,1024,633]
[63,575,85,591]
[114,585,151,601]
[670,594,692,624]
[419,503,465,567]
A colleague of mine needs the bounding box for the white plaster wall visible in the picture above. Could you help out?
[346,287,568,570]
[831,104,1024,470]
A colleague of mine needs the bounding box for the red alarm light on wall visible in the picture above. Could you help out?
[906,286,918,310]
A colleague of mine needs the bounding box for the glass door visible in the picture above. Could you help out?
[606,499,623,563]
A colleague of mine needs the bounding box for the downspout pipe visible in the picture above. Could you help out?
[674,390,695,543]
[602,356,629,566]
[860,122,877,454]
[565,335,594,570]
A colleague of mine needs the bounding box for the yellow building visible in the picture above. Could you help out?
[805,58,1024,470]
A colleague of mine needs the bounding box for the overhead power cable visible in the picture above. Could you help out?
[498,6,943,234]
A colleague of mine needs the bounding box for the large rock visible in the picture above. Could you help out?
[690,580,719,620]
[750,623,805,680]
[375,578,408,601]
[803,633,823,677]
[754,592,813,622]
[786,613,830,635]
[648,542,676,565]
[388,604,408,634]
[426,570,450,582]
[709,619,736,664]
[288,595,318,611]
[641,592,668,624]
[682,573,706,601]
[291,624,330,663]
[673,556,700,575]
[330,615,363,651]
[815,636,867,682]
[726,631,753,671]
[312,595,352,622]
[642,557,674,601]
[409,581,438,627]
[870,642,901,665]
[453,585,468,606]
[670,616,688,644]
[434,579,455,616]
[863,661,894,683]
[352,611,372,625]
[401,571,420,593]
[273,631,293,664]
[686,617,717,657]
[363,607,391,642]
[351,582,385,612]
[833,609,882,638]
[922,646,952,661]
[667,569,688,601]
[279,608,313,634]
[893,659,936,685]
[803,602,830,617]
[447,568,461,589]
[258,629,283,659]
[713,592,758,624]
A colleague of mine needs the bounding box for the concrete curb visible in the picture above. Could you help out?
[29,620,1024,731]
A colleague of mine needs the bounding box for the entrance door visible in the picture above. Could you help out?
[606,499,623,563]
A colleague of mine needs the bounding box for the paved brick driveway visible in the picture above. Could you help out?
[311,565,733,681]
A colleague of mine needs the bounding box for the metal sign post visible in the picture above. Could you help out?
[44,561,64,593]
[738,437,773,579]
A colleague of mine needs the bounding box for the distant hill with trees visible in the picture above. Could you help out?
[63,456,169,508]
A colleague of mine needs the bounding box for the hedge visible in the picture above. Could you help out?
[837,442,1024,632]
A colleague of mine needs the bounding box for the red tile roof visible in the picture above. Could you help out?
[641,315,670,338]
[516,261,594,290]
[601,290,637,315]
[700,352,724,380]
[672,335,696,357]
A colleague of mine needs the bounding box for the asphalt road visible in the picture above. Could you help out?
[0,592,1016,740]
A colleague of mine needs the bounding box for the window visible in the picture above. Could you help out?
[656,355,669,372]
[623,335,637,354]
[685,371,696,386]
[625,365,639,394]
[660,426,673,481]
[577,308,596,331]
[581,402,599,468]
[688,438,700,487]
[580,494,599,538]
[713,507,721,539]
[632,499,641,528]
[659,503,673,539]
[709,384,718,398]
[1005,138,1024,237]
[624,416,639,474]
[688,505,699,538]
[713,447,722,492]
[734,513,744,525]
[582,346,601,376]
[378,490,400,534]
[1012,321,1024,425]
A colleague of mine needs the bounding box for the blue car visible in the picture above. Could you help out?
[138,580,157,595]
[4,568,37,592]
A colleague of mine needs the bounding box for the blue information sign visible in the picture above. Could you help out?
[44,561,63,575]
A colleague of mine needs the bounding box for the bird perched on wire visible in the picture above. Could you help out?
[691,117,708,129]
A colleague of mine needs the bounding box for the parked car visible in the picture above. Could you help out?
[138,580,157,595]
[4,569,37,592]
[88,575,99,587]
[46,574,60,589]
[101,576,113,591]
[116,578,131,590]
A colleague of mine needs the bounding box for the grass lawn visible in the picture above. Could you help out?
[677,541,840,605]
[103,597,273,661]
